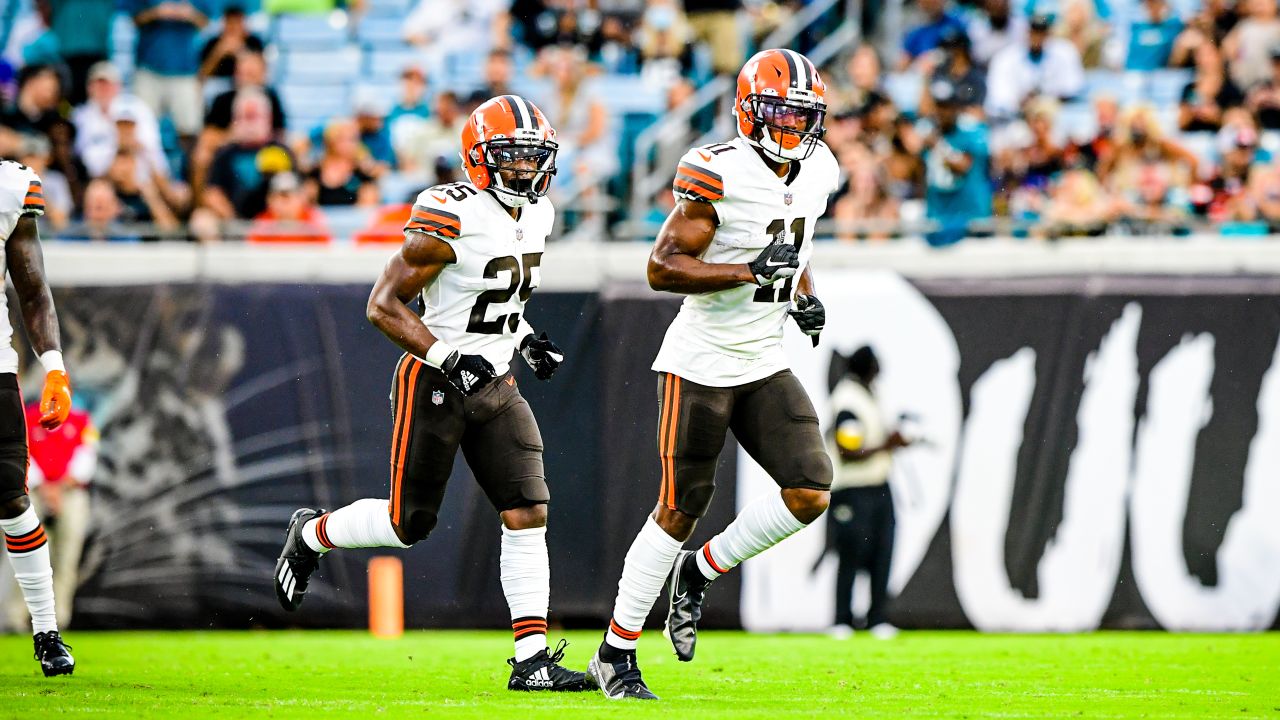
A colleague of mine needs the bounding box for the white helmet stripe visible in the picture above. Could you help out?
[785,49,811,90]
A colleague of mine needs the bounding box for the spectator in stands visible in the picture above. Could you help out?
[0,64,62,138]
[828,44,884,116]
[1249,162,1280,226]
[126,0,213,147]
[985,12,1085,121]
[540,46,617,204]
[1245,45,1280,129]
[201,89,297,222]
[1223,0,1280,91]
[859,92,922,203]
[1114,162,1192,233]
[901,0,967,70]
[16,134,70,230]
[596,13,643,76]
[105,145,181,235]
[45,0,114,105]
[305,118,380,207]
[996,96,1064,209]
[196,50,287,197]
[63,178,138,242]
[353,93,396,171]
[204,50,287,137]
[921,80,991,246]
[1056,0,1108,68]
[968,0,1027,68]
[71,62,168,182]
[1103,105,1198,205]
[387,64,431,131]
[395,90,464,175]
[248,172,330,243]
[106,105,189,218]
[638,0,690,81]
[918,28,986,119]
[198,5,266,94]
[1066,93,1120,171]
[467,49,516,108]
[1201,123,1269,222]
[1127,0,1183,70]
[1180,41,1243,132]
[1040,168,1115,237]
[682,0,743,77]
[832,143,900,241]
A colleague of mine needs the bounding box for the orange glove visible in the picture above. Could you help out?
[39,370,71,430]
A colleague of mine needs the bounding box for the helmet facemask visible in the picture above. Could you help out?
[472,136,558,208]
[742,93,827,162]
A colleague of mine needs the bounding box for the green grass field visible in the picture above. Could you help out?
[2,630,1277,718]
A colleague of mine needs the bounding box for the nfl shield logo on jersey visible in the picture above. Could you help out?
[784,192,794,206]
[515,228,524,242]
[432,390,445,406]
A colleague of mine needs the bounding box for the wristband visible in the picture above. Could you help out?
[38,350,65,374]
[424,340,457,369]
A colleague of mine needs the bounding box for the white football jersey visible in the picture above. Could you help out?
[652,137,840,387]
[405,182,553,376]
[0,161,45,375]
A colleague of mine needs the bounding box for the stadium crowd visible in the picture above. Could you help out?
[0,0,1278,243]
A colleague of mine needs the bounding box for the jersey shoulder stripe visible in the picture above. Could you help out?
[675,161,725,202]
[23,180,45,216]
[405,205,462,239]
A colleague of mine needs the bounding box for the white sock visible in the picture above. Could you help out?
[501,524,550,662]
[696,491,808,581]
[605,516,683,651]
[2,506,57,634]
[302,498,410,553]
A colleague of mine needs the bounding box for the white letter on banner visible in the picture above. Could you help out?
[954,304,1139,631]
[1131,332,1280,630]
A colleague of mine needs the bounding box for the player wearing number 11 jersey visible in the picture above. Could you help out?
[273,96,590,693]
[589,49,839,700]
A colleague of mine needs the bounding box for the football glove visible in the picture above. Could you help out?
[748,241,799,286]
[519,332,564,381]
[441,351,497,397]
[39,370,71,430]
[789,294,825,343]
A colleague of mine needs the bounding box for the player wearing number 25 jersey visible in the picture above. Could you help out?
[590,49,838,700]
[273,96,591,693]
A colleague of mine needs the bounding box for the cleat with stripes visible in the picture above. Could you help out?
[34,630,74,677]
[587,647,658,700]
[507,639,592,692]
[664,549,713,662]
[274,507,325,612]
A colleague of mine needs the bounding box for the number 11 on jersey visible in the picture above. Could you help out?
[754,217,805,303]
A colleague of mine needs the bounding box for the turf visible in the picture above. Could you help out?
[1,630,1277,718]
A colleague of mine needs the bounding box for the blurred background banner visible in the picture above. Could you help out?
[747,271,1280,633]
[39,264,1279,632]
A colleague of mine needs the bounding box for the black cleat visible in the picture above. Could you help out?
[34,630,74,677]
[507,639,593,692]
[274,507,325,612]
[665,549,713,662]
[587,646,659,700]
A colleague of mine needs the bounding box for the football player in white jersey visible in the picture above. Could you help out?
[0,159,75,676]
[589,49,838,700]
[273,96,591,692]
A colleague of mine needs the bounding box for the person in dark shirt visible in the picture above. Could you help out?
[203,50,286,134]
[1179,39,1243,132]
[0,66,63,138]
[198,6,266,84]
[919,27,987,117]
[203,90,296,220]
[1246,45,1280,129]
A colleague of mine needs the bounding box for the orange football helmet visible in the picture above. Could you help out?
[734,49,828,162]
[460,95,558,207]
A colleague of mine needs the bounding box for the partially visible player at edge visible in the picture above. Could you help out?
[588,49,837,700]
[0,159,75,676]
[273,96,591,693]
